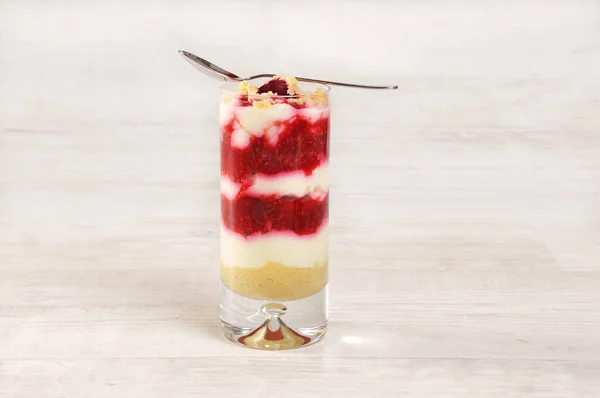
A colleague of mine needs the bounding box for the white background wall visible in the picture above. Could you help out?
[1,0,599,127]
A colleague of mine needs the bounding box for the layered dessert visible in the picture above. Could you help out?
[220,75,330,301]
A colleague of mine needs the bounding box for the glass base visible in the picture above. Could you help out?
[220,283,328,350]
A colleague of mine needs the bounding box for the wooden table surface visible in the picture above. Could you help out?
[1,1,600,396]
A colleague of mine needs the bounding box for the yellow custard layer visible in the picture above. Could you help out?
[221,261,328,301]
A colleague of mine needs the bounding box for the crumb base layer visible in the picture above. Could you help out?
[221,261,328,301]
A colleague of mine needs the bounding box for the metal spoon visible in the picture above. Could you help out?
[179,50,398,90]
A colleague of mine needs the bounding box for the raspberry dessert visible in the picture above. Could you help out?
[219,75,330,302]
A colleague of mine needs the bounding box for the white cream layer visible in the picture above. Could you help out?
[220,102,330,148]
[220,163,329,199]
[221,223,329,269]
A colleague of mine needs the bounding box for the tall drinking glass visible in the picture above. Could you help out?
[219,79,330,349]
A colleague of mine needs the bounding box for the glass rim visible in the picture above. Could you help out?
[219,79,331,98]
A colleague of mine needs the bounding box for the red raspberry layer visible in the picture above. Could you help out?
[221,115,329,183]
[221,194,328,237]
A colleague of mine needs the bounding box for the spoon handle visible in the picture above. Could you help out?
[248,73,397,90]
[295,76,398,90]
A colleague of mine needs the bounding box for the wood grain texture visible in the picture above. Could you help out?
[1,0,600,396]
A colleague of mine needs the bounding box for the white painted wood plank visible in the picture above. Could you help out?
[1,358,599,398]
